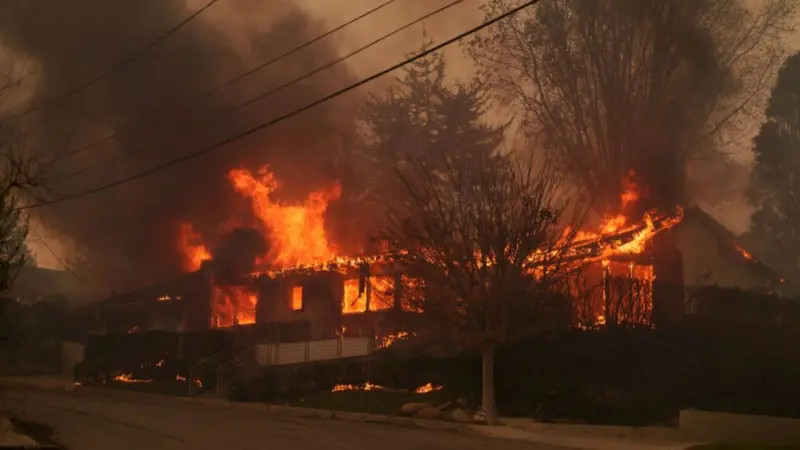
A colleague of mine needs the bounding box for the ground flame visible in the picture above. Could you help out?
[414,383,444,394]
[113,373,152,384]
[331,382,383,392]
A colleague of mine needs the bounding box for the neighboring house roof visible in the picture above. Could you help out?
[680,206,783,287]
[6,266,91,303]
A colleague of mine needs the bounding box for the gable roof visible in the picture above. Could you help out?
[681,206,783,283]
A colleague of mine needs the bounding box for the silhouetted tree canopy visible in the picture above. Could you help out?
[468,0,794,216]
[748,52,800,291]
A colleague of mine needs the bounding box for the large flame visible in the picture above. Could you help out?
[559,170,683,328]
[211,285,258,328]
[176,166,343,328]
[228,165,341,268]
[178,222,211,272]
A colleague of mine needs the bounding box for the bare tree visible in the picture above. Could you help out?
[468,0,795,214]
[0,46,49,295]
[387,149,579,424]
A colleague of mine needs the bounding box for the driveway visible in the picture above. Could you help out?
[0,386,574,450]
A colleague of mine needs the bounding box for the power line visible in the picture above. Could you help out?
[55,0,466,183]
[28,223,83,283]
[55,0,397,162]
[22,0,541,211]
[0,0,223,121]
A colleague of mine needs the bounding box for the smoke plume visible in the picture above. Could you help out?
[0,0,365,292]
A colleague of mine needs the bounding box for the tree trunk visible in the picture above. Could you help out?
[481,345,497,425]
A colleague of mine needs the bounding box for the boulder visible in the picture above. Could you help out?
[449,408,472,423]
[415,407,444,420]
[435,400,453,411]
[0,417,37,448]
[399,402,432,416]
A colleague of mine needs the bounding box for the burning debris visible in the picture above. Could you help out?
[331,382,384,392]
[734,243,755,262]
[113,373,152,384]
[381,331,412,348]
[330,382,443,394]
[414,383,444,394]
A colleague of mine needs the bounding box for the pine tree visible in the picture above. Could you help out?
[749,52,800,290]
[358,37,504,209]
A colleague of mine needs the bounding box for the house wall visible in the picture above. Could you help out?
[89,269,211,334]
[256,272,343,340]
[254,265,426,341]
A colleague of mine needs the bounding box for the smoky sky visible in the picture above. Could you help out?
[0,0,367,292]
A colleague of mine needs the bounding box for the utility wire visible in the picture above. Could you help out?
[56,0,465,182]
[56,0,397,161]
[22,0,541,211]
[0,0,222,121]
[28,223,83,283]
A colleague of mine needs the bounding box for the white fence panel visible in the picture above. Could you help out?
[308,339,339,362]
[276,342,306,366]
[340,337,370,358]
[255,337,373,367]
[255,344,273,366]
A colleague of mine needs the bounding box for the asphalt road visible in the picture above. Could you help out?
[0,387,572,450]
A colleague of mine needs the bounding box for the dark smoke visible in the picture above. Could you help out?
[0,0,365,292]
[212,227,267,286]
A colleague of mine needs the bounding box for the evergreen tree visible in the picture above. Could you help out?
[358,37,505,212]
[749,52,800,290]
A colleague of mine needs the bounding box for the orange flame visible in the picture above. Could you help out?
[414,383,444,394]
[734,243,754,261]
[342,278,364,314]
[381,331,411,348]
[620,170,639,210]
[331,381,383,392]
[228,165,341,268]
[211,285,258,328]
[113,373,152,384]
[178,222,211,272]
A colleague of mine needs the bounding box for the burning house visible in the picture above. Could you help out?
[83,164,784,343]
[84,165,427,342]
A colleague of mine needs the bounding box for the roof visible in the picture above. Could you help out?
[680,206,783,282]
[6,266,90,302]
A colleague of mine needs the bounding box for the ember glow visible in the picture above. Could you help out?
[381,331,410,348]
[113,373,152,384]
[414,383,444,394]
[290,285,303,311]
[331,381,383,392]
[734,243,755,261]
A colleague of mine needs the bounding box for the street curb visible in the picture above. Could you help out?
[179,395,481,434]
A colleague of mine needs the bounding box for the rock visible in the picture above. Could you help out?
[0,417,37,448]
[0,417,12,436]
[435,400,453,411]
[415,407,444,420]
[399,402,432,416]
[449,408,472,423]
